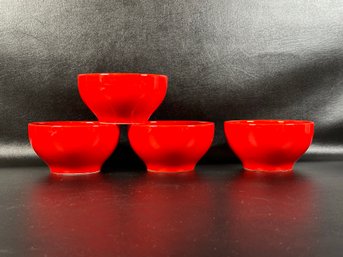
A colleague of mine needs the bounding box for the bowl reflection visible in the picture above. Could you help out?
[226,170,317,256]
[27,171,213,256]
[26,168,317,257]
[27,174,119,256]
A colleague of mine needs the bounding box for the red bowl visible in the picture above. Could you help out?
[28,121,120,175]
[128,121,215,172]
[78,73,168,123]
[224,120,314,172]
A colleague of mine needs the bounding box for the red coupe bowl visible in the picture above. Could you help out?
[224,120,314,172]
[128,121,215,173]
[78,73,168,123]
[28,121,120,175]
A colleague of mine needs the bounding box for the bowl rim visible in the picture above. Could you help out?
[78,73,168,79]
[129,120,214,127]
[28,121,119,128]
[224,120,314,126]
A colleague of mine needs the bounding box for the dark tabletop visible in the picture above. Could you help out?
[0,161,342,257]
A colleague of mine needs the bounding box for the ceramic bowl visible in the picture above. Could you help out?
[28,121,120,175]
[128,121,215,172]
[78,73,167,123]
[224,120,314,172]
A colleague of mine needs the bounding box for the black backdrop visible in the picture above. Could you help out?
[1,0,343,166]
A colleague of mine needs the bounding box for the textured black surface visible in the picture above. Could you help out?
[1,0,343,164]
[0,162,342,257]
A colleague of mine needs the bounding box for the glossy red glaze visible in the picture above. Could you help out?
[128,121,215,172]
[224,120,314,172]
[28,121,120,175]
[78,73,168,123]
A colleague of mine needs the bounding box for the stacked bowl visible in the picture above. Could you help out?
[29,73,314,175]
[29,73,215,175]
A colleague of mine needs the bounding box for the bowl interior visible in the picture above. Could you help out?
[225,120,314,126]
[131,121,214,127]
[29,121,116,128]
[78,73,167,79]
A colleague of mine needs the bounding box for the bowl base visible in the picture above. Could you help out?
[50,170,100,176]
[242,161,295,172]
[243,167,293,173]
[147,169,194,173]
[146,164,196,173]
